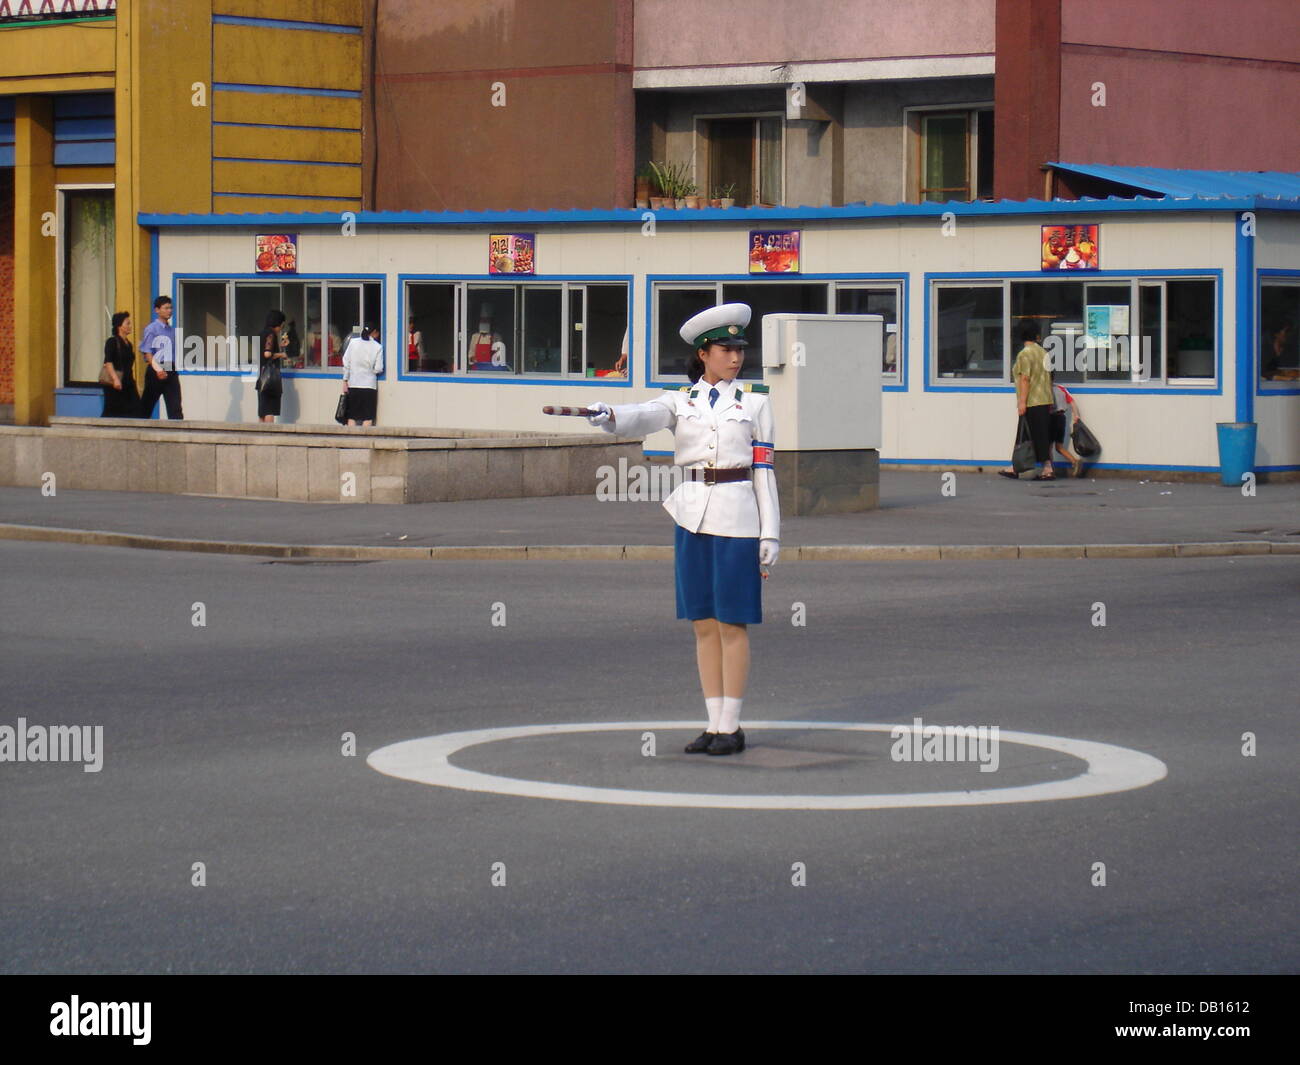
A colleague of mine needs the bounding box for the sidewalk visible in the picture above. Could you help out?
[1,473,1297,559]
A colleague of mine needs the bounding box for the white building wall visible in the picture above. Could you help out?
[157,209,1267,472]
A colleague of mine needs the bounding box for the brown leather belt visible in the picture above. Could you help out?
[686,467,751,484]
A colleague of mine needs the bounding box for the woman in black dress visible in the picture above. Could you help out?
[101,311,139,418]
[256,309,286,423]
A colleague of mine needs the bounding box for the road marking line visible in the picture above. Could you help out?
[367,722,1168,810]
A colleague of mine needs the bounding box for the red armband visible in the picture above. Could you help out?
[752,442,775,469]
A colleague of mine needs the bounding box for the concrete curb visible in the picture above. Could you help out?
[1,523,1296,562]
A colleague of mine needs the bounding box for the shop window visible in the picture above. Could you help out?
[836,286,902,377]
[407,281,627,377]
[406,283,456,373]
[1165,281,1215,380]
[1260,281,1300,385]
[933,277,1216,387]
[466,287,518,373]
[572,284,629,377]
[935,285,1004,378]
[235,282,313,369]
[699,115,783,207]
[656,286,716,378]
[719,282,826,376]
[178,281,227,370]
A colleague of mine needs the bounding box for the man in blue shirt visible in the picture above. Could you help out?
[139,295,183,419]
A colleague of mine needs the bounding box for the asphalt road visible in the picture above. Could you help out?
[1,541,1296,973]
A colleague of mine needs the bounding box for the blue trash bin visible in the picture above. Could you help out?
[1215,422,1257,487]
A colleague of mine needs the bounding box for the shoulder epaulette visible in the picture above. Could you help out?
[662,384,693,393]
[743,383,769,394]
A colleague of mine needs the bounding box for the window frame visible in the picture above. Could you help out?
[693,111,786,207]
[925,271,1223,393]
[398,275,633,383]
[1258,273,1300,395]
[904,102,994,204]
[172,274,387,378]
[650,275,908,389]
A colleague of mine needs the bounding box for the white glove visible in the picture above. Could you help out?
[759,539,780,566]
[585,401,612,427]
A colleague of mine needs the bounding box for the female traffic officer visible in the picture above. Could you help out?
[587,304,779,756]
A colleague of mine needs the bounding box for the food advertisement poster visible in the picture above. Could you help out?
[749,230,801,273]
[489,233,535,275]
[1041,224,1098,271]
[255,234,298,274]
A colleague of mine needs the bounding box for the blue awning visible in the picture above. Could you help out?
[1049,162,1300,200]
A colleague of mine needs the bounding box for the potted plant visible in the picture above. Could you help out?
[709,187,723,208]
[718,182,738,209]
[682,180,700,209]
[647,160,674,210]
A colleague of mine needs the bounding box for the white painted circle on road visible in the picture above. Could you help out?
[366,722,1167,810]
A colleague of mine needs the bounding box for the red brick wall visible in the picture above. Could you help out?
[0,168,13,405]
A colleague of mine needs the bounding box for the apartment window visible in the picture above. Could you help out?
[406,280,628,377]
[1260,280,1300,385]
[699,115,783,207]
[913,107,993,203]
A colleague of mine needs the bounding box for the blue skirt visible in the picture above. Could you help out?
[674,525,762,624]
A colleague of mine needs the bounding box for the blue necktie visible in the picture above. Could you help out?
[709,387,719,407]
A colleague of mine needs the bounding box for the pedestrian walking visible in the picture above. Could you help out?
[1050,383,1086,477]
[587,303,779,756]
[999,324,1056,480]
[138,295,183,419]
[100,311,140,418]
[341,324,383,426]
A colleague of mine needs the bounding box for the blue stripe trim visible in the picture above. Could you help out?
[54,142,115,165]
[55,117,114,140]
[752,463,774,470]
[1236,213,1255,423]
[214,156,360,168]
[213,120,361,134]
[212,14,361,34]
[139,196,1300,228]
[753,440,774,448]
[213,83,362,99]
[879,458,1224,472]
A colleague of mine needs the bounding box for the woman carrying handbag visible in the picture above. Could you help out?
[101,311,140,418]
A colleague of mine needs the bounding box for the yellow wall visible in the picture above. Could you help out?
[4,1,367,424]
[13,98,57,427]
[0,21,116,88]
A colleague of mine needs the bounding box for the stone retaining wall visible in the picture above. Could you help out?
[0,419,642,503]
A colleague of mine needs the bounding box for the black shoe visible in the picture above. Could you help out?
[685,731,716,754]
[707,728,746,756]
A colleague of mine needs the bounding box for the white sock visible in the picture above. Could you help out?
[705,696,723,733]
[719,696,743,734]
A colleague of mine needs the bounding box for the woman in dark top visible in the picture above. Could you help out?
[102,311,140,418]
[257,309,287,423]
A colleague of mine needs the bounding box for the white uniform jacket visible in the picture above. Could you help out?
[604,380,779,541]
